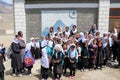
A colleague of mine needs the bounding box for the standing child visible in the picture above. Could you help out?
[41,46,50,80]
[92,39,98,69]
[81,41,89,71]
[0,47,5,80]
[0,43,6,61]
[96,39,103,70]
[68,44,78,79]
[103,37,109,67]
[53,44,63,80]
[62,43,69,75]
[76,42,82,70]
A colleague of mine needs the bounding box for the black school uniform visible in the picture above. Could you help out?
[53,51,63,79]
[112,40,119,61]
[103,43,109,66]
[81,47,89,70]
[96,45,103,69]
[63,50,69,75]
[88,44,94,69]
[92,45,98,66]
[0,51,5,80]
[68,49,78,76]
[11,42,22,74]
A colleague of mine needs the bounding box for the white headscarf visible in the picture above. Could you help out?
[78,32,86,43]
[54,44,63,53]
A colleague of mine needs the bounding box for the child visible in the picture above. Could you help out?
[0,43,6,61]
[0,48,5,80]
[92,39,98,69]
[24,51,34,76]
[103,37,109,67]
[53,44,63,80]
[68,44,78,79]
[23,41,35,76]
[41,46,50,80]
[81,41,89,71]
[96,39,103,70]
[62,43,69,75]
[76,42,82,70]
[34,38,40,59]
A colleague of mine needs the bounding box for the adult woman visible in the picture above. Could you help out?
[11,34,23,77]
[18,31,26,72]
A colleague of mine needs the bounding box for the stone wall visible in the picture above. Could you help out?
[77,8,98,32]
[26,9,41,42]
[26,8,98,42]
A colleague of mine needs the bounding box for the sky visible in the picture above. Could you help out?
[1,0,13,4]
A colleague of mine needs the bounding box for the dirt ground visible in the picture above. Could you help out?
[3,59,120,80]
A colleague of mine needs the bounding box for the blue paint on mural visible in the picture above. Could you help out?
[41,27,49,37]
[53,20,66,32]
[70,24,75,31]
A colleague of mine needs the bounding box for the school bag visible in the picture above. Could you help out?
[6,44,13,59]
[24,51,35,67]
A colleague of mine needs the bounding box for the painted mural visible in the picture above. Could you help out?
[41,10,77,36]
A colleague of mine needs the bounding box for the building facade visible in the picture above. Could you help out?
[13,0,120,42]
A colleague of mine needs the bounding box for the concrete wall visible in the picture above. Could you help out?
[26,8,98,41]
[14,0,26,41]
[25,0,98,4]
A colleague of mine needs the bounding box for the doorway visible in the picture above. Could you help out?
[109,8,120,32]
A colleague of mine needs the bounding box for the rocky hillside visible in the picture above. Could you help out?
[0,0,13,35]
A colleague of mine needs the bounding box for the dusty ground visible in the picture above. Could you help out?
[3,59,120,80]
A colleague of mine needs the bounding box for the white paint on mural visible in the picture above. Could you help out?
[41,10,77,36]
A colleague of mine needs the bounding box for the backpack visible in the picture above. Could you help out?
[6,43,13,59]
[24,51,35,67]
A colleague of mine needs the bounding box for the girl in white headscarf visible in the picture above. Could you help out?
[53,44,63,80]
[68,44,78,79]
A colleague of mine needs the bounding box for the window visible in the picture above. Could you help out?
[110,8,120,19]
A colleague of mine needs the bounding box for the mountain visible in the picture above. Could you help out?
[0,0,13,34]
[0,0,13,14]
[53,20,66,32]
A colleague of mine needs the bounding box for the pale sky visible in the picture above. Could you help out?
[1,0,13,4]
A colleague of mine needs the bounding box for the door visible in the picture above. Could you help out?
[109,8,120,32]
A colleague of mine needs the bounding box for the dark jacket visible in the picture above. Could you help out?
[53,51,63,74]
[0,52,5,72]
[11,42,22,69]
[96,46,104,65]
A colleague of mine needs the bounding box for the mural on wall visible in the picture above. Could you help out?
[41,10,77,36]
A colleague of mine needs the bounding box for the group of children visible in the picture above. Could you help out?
[0,24,120,80]
[39,25,120,80]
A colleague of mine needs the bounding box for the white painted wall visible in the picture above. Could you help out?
[41,10,77,32]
